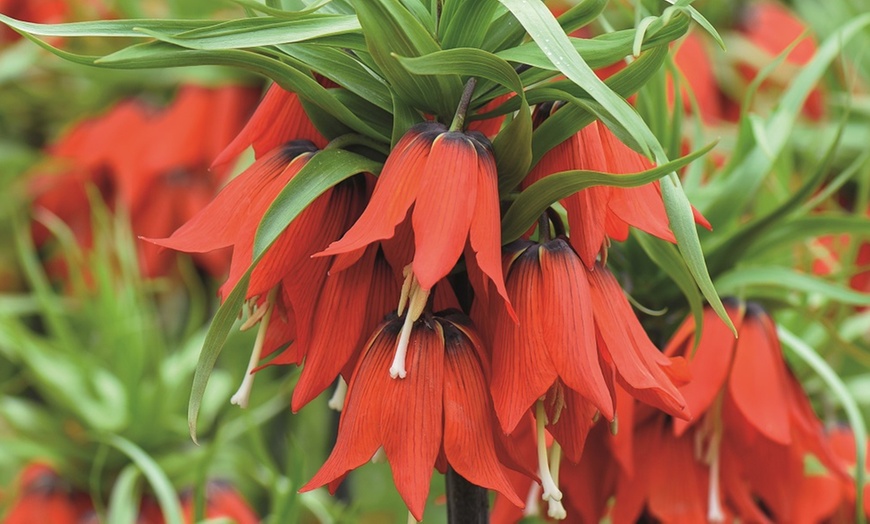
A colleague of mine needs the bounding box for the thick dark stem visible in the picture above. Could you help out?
[446,467,489,523]
[449,77,478,132]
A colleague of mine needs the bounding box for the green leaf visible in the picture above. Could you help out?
[229,0,334,18]
[494,7,686,141]
[716,267,870,306]
[254,148,382,258]
[134,15,360,50]
[556,0,607,35]
[501,141,716,243]
[97,44,389,141]
[352,0,463,118]
[107,466,142,524]
[0,13,212,37]
[391,90,423,147]
[703,13,870,227]
[107,436,184,524]
[660,172,735,335]
[778,327,867,524]
[746,215,870,259]
[278,43,392,111]
[439,0,501,49]
[633,232,705,346]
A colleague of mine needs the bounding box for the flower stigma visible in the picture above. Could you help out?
[231,288,277,408]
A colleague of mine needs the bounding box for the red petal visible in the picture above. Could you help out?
[538,240,613,418]
[670,305,743,436]
[213,84,326,167]
[300,323,394,492]
[727,312,792,445]
[490,245,559,433]
[468,143,514,318]
[588,265,688,419]
[291,245,378,412]
[546,384,598,463]
[412,133,478,290]
[319,126,438,257]
[442,321,524,509]
[381,321,445,521]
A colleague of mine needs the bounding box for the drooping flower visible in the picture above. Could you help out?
[525,118,711,268]
[3,464,83,524]
[29,85,259,279]
[149,140,382,408]
[477,227,689,518]
[612,301,852,522]
[318,122,513,379]
[300,310,524,521]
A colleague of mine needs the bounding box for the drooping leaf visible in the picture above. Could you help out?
[501,141,716,243]
[716,267,870,306]
[133,15,360,50]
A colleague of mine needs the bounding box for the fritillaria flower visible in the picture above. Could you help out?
[3,464,83,524]
[318,122,512,380]
[525,118,710,268]
[478,227,689,518]
[611,301,851,522]
[150,141,372,407]
[301,310,523,521]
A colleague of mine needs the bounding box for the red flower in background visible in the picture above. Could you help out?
[3,464,82,524]
[733,0,824,120]
[301,311,523,521]
[0,0,67,44]
[29,84,259,279]
[180,482,259,524]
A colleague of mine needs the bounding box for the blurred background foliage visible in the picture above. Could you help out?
[0,0,868,522]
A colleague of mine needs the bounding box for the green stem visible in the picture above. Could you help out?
[449,77,478,132]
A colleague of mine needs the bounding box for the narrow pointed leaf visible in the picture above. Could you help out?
[352,0,462,118]
[253,148,382,259]
[106,436,184,524]
[501,141,716,243]
[133,15,360,49]
[716,267,870,306]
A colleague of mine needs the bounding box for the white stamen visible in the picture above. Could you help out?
[705,417,725,523]
[327,376,348,412]
[535,401,563,505]
[371,446,386,464]
[547,499,567,520]
[547,441,567,520]
[406,511,418,524]
[523,482,542,516]
[390,312,414,379]
[390,268,430,379]
[239,299,269,331]
[230,289,277,408]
